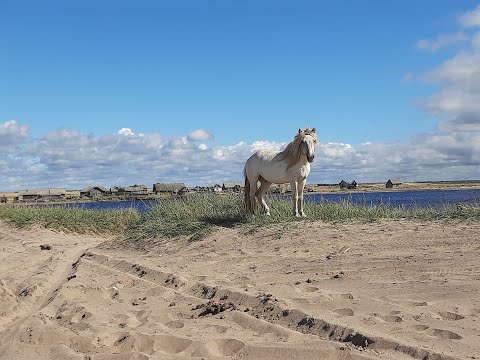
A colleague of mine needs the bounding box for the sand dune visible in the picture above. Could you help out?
[1,220,479,359]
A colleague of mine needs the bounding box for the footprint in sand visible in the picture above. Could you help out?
[164,320,185,329]
[113,333,156,355]
[121,310,150,328]
[428,328,462,340]
[374,313,403,323]
[206,338,245,357]
[329,293,354,300]
[333,308,355,316]
[437,311,465,321]
[200,324,228,334]
[410,301,428,307]
[153,334,193,354]
[412,324,430,331]
[301,285,319,293]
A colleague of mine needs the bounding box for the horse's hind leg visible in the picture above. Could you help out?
[248,175,259,214]
[256,177,272,215]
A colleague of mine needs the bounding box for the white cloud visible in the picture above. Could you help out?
[117,128,135,136]
[187,129,214,141]
[416,32,467,51]
[426,52,480,85]
[0,120,29,146]
[459,5,480,27]
[473,31,480,49]
[418,5,480,137]
[1,118,479,192]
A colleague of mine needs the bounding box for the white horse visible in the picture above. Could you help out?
[244,127,318,217]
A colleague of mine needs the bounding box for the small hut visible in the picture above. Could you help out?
[339,180,349,189]
[153,183,186,194]
[222,182,244,193]
[211,184,223,193]
[123,184,149,197]
[80,186,109,198]
[16,188,66,202]
[386,179,402,189]
[339,180,358,189]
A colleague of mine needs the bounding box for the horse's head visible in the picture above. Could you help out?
[298,127,318,163]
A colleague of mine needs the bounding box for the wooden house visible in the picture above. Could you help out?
[222,182,244,193]
[15,188,66,202]
[339,180,349,189]
[109,186,120,196]
[153,183,186,194]
[177,187,190,196]
[211,184,223,192]
[386,179,402,189]
[339,180,358,189]
[80,186,109,198]
[123,184,149,197]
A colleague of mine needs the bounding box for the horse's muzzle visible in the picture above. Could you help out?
[307,155,315,163]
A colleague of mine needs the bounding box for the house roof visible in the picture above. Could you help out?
[222,182,244,188]
[387,179,402,184]
[153,183,186,192]
[124,184,147,192]
[80,186,108,193]
[18,188,66,196]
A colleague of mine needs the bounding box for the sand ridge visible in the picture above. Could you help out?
[0,220,479,359]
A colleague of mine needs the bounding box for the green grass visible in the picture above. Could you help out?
[125,193,247,242]
[0,205,140,235]
[125,193,480,242]
[1,194,479,241]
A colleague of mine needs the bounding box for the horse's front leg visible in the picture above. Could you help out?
[290,180,300,217]
[299,179,307,217]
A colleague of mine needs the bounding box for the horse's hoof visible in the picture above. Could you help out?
[301,213,307,218]
[295,213,301,218]
[266,212,271,216]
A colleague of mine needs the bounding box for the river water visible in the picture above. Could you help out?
[46,189,480,212]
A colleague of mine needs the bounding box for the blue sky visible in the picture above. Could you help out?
[1,1,480,190]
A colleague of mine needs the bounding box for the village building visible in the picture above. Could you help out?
[153,183,186,195]
[267,184,289,194]
[15,188,66,202]
[192,185,207,192]
[211,184,223,192]
[80,186,109,198]
[177,187,190,196]
[123,184,149,197]
[339,180,358,189]
[222,182,244,192]
[386,179,402,189]
[109,186,120,196]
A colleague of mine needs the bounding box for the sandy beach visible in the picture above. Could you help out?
[0,220,479,360]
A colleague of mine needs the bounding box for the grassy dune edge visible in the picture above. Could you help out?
[1,194,479,241]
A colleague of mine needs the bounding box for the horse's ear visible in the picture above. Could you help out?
[298,128,302,134]
[311,127,316,133]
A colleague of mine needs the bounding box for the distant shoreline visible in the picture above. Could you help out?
[1,182,480,206]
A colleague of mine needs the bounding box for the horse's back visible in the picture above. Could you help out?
[245,150,291,184]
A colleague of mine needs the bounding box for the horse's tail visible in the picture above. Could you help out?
[244,166,253,214]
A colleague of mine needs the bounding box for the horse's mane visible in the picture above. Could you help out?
[277,128,317,169]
